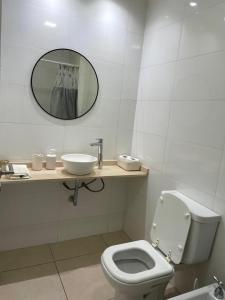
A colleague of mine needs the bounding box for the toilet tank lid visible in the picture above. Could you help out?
[162,191,220,224]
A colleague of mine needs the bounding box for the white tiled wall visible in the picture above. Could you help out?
[0,0,146,160]
[125,0,225,290]
[0,178,128,250]
[0,0,147,250]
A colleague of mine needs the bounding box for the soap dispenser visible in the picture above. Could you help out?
[46,149,56,170]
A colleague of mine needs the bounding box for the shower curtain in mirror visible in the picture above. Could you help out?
[50,64,79,119]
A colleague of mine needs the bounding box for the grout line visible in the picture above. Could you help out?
[100,234,111,247]
[135,128,225,152]
[162,174,218,209]
[161,24,183,174]
[49,244,69,300]
[54,264,70,300]
[47,243,55,261]
[114,27,129,158]
[137,99,225,102]
[0,261,56,274]
[141,47,225,70]
[50,244,69,300]
[211,150,225,211]
[50,251,103,265]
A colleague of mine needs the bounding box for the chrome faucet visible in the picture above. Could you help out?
[90,138,103,169]
[214,276,224,299]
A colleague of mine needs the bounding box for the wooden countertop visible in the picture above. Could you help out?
[0,161,148,184]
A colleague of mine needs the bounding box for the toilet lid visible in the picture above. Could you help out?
[150,191,191,264]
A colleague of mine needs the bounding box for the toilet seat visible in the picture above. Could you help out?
[101,240,173,285]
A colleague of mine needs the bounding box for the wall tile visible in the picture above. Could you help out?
[108,213,125,232]
[58,216,108,241]
[135,101,171,136]
[179,2,225,59]
[94,60,124,99]
[118,100,137,130]
[127,0,147,33]
[1,43,44,85]
[136,132,166,171]
[69,17,127,65]
[147,0,186,29]
[0,83,62,126]
[141,22,181,66]
[121,66,140,100]
[125,178,148,240]
[164,139,223,196]
[168,101,225,149]
[138,62,176,101]
[0,182,61,229]
[63,125,117,159]
[0,123,64,160]
[173,51,225,101]
[175,181,215,209]
[59,179,112,221]
[0,222,59,251]
[3,0,79,15]
[216,151,225,200]
[73,97,120,129]
[184,0,225,17]
[79,0,129,30]
[124,31,144,68]
[116,128,133,156]
[109,178,128,213]
[2,1,70,50]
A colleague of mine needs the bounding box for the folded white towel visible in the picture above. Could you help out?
[7,164,31,179]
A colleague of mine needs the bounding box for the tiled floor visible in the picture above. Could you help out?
[0,231,131,300]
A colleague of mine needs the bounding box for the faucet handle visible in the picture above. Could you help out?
[214,276,224,299]
[96,138,103,143]
[214,276,224,287]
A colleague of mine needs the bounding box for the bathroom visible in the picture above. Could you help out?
[0,0,225,299]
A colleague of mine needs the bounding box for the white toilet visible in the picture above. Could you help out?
[101,191,220,300]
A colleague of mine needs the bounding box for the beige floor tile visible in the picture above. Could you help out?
[0,263,67,300]
[56,253,115,300]
[102,231,131,246]
[0,245,53,272]
[50,234,107,261]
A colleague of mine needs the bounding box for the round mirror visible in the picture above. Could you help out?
[31,49,99,120]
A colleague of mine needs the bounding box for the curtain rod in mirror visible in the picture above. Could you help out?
[40,58,79,68]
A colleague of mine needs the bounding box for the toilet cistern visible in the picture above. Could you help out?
[90,138,103,169]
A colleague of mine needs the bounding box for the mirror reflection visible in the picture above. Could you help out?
[31,49,99,120]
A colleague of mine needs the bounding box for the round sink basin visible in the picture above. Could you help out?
[61,154,97,175]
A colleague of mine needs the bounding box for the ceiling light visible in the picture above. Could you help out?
[189,2,198,7]
[44,21,57,28]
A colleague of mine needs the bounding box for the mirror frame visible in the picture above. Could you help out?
[31,48,99,120]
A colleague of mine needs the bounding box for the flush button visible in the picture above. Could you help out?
[185,213,190,219]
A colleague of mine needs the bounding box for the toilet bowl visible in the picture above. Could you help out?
[101,191,220,300]
[101,240,173,299]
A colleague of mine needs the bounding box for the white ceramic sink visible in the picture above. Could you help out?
[169,284,219,300]
[61,154,97,175]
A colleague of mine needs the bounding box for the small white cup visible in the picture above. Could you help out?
[32,154,43,171]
